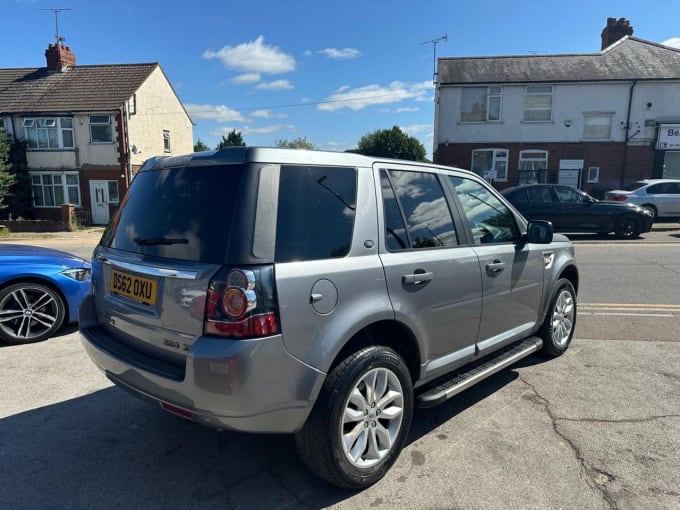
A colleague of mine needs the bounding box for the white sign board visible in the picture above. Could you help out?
[656,124,680,150]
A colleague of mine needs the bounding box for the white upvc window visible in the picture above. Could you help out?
[461,86,502,122]
[23,117,74,149]
[30,171,81,207]
[471,148,508,181]
[519,150,549,184]
[523,85,553,122]
[583,114,613,140]
[89,115,113,143]
[587,166,600,183]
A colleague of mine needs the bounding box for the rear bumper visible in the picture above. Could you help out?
[78,296,324,433]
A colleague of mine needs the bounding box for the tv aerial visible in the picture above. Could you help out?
[421,34,448,84]
[40,8,72,44]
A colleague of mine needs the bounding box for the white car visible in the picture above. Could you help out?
[605,179,680,220]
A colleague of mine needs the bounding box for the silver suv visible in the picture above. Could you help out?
[80,147,578,489]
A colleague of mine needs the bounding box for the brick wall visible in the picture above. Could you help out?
[435,141,655,194]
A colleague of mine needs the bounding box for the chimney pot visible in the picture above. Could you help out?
[601,17,633,50]
[45,43,76,73]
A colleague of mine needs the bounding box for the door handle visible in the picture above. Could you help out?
[402,271,433,285]
[486,260,505,274]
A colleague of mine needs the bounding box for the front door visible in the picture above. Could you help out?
[89,180,110,225]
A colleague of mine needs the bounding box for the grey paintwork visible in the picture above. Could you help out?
[79,147,578,434]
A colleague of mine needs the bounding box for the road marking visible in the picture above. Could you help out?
[578,303,680,317]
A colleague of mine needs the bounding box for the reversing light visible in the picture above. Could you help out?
[223,287,256,319]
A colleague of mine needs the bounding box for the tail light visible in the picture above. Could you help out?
[204,265,279,339]
[608,194,628,202]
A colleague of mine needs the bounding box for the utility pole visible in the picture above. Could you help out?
[421,34,448,85]
[40,8,71,44]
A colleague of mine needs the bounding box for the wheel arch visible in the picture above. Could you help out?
[328,320,421,386]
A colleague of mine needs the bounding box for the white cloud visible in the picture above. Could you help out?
[230,73,261,85]
[250,109,287,119]
[401,124,432,135]
[202,36,296,74]
[185,104,245,123]
[318,81,433,111]
[318,48,362,59]
[210,124,295,136]
[303,50,313,57]
[395,107,420,113]
[255,79,294,90]
[661,37,680,49]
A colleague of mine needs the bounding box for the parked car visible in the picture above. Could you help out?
[502,183,653,239]
[0,245,91,344]
[604,179,680,220]
[79,147,579,489]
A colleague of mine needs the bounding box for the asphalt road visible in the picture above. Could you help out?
[1,228,679,509]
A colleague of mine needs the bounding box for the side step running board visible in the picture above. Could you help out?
[416,336,543,408]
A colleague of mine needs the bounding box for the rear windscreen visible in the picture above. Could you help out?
[100,165,244,263]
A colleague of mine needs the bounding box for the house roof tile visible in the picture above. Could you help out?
[437,37,680,85]
[0,63,159,113]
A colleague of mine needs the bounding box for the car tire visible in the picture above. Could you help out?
[295,346,413,489]
[0,282,66,344]
[614,214,642,239]
[540,278,577,357]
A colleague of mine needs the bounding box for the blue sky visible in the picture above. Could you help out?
[5,0,680,158]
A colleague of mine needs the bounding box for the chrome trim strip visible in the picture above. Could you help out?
[102,259,199,280]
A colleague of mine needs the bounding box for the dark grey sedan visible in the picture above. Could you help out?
[502,184,653,239]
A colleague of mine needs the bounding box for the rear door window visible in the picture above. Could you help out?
[380,169,458,250]
[101,165,244,263]
[275,165,357,262]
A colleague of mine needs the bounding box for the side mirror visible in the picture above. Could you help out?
[525,220,553,244]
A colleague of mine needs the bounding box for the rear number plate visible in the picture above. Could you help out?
[110,269,157,305]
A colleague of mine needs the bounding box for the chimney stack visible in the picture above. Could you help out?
[601,17,633,50]
[45,43,76,73]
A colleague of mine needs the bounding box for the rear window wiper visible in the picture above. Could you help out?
[133,236,189,246]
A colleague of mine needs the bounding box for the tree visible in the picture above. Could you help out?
[0,129,16,216]
[276,137,315,150]
[193,139,211,152]
[216,129,245,149]
[356,126,427,162]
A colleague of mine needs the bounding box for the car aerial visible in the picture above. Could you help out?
[0,244,91,344]
[604,178,680,221]
[79,147,579,489]
[501,183,653,239]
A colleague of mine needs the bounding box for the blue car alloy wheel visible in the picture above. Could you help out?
[0,281,67,344]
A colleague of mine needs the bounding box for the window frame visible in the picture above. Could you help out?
[523,85,553,122]
[30,171,81,207]
[163,130,171,152]
[89,115,113,144]
[461,86,502,123]
[23,117,75,150]
[583,113,613,140]
[587,166,600,183]
[471,148,508,182]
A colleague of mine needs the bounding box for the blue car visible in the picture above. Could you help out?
[0,244,91,344]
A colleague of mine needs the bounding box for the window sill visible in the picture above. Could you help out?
[90,141,114,145]
[458,121,503,125]
[520,120,553,124]
[26,148,76,152]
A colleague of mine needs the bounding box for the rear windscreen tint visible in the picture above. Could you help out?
[100,165,244,263]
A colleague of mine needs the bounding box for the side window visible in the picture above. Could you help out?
[381,169,458,250]
[448,176,518,245]
[275,165,357,262]
[554,186,585,203]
